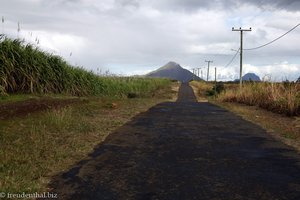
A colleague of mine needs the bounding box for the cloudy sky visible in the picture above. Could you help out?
[1,0,300,81]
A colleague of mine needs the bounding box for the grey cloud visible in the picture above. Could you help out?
[257,0,300,11]
[0,0,299,80]
[115,0,140,8]
[150,0,300,12]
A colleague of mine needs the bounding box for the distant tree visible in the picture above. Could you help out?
[297,76,300,83]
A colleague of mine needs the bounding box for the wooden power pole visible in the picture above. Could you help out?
[205,60,213,81]
[196,68,201,78]
[232,27,251,89]
[214,67,217,94]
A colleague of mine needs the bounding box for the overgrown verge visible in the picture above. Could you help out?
[217,82,300,116]
[0,35,170,97]
[191,81,300,116]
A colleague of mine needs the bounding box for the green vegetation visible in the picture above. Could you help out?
[0,35,170,97]
[98,76,171,98]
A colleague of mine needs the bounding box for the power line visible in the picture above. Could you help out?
[224,48,240,68]
[244,23,300,51]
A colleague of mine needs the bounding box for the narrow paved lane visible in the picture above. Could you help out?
[49,83,300,200]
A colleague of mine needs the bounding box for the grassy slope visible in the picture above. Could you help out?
[0,82,179,193]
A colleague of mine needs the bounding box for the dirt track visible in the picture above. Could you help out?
[48,83,300,200]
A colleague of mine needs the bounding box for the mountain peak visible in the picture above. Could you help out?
[161,61,181,70]
[166,61,180,66]
[234,73,261,82]
[243,73,261,81]
[146,61,202,82]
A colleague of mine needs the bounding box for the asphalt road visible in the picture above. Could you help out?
[48,83,300,200]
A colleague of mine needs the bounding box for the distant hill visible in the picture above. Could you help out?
[146,61,202,82]
[234,73,261,82]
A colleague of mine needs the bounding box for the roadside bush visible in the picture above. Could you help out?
[206,83,225,96]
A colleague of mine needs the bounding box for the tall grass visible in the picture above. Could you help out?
[0,35,170,97]
[99,76,171,98]
[217,82,300,116]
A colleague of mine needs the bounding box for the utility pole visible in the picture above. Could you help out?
[17,22,20,38]
[196,68,201,78]
[214,67,217,95]
[1,16,4,35]
[215,67,217,82]
[232,27,251,89]
[205,60,213,81]
[191,68,195,80]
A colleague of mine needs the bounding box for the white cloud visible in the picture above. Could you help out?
[243,62,300,81]
[0,0,300,80]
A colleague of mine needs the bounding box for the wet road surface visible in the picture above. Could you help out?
[48,83,300,200]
